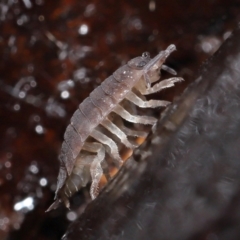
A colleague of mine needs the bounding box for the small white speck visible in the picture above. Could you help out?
[84,4,95,17]
[8,36,15,47]
[61,90,70,99]
[66,211,77,221]
[22,0,32,8]
[78,24,89,35]
[6,173,12,180]
[13,223,20,230]
[28,64,34,73]
[59,50,67,60]
[35,125,44,134]
[131,18,142,30]
[199,36,221,54]
[23,84,30,91]
[35,0,44,5]
[0,225,6,230]
[13,104,20,111]
[14,197,34,211]
[29,164,39,174]
[0,217,9,225]
[30,80,37,87]
[38,15,44,21]
[67,79,74,87]
[17,15,28,25]
[5,161,11,168]
[4,217,9,224]
[73,68,87,80]
[39,178,47,186]
[33,115,40,122]
[19,91,26,99]
[201,42,212,53]
[223,31,231,40]
[149,0,156,11]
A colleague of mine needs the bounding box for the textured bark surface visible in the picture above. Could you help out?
[64,26,240,240]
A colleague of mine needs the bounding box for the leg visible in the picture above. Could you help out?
[136,77,184,95]
[90,129,123,168]
[82,142,106,199]
[114,116,148,138]
[122,125,148,138]
[126,91,170,108]
[82,142,111,181]
[101,118,135,149]
[100,158,111,182]
[113,105,157,125]
[161,64,177,75]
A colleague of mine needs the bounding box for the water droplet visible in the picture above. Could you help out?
[223,31,231,40]
[7,152,12,159]
[33,115,40,122]
[35,0,44,5]
[67,79,74,87]
[35,125,44,134]
[13,223,20,230]
[84,4,95,17]
[19,91,26,99]
[27,64,34,73]
[61,90,70,99]
[22,0,32,8]
[59,50,67,60]
[13,104,20,111]
[66,211,77,221]
[30,80,37,87]
[5,161,11,168]
[8,36,15,47]
[14,197,34,211]
[6,173,12,180]
[23,84,30,91]
[17,15,29,25]
[74,68,87,80]
[78,24,89,35]
[38,15,44,21]
[29,164,39,174]
[149,0,156,11]
[39,178,47,186]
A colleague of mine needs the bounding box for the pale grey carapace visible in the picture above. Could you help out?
[47,44,183,211]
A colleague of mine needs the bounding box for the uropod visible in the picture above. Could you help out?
[47,44,183,211]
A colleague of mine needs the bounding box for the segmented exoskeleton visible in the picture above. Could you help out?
[47,44,183,211]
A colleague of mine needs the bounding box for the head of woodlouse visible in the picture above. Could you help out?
[127,52,151,70]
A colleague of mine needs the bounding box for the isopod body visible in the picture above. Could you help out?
[47,44,183,211]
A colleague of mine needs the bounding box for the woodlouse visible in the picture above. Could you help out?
[47,44,183,211]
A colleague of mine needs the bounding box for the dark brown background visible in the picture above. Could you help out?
[0,0,239,239]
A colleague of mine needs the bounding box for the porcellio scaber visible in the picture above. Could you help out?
[47,44,183,211]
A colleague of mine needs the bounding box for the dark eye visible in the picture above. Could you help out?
[142,52,150,58]
[137,61,147,68]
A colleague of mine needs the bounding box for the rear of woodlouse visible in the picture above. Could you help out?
[47,44,183,211]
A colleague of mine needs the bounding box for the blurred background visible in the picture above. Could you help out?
[0,0,239,239]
